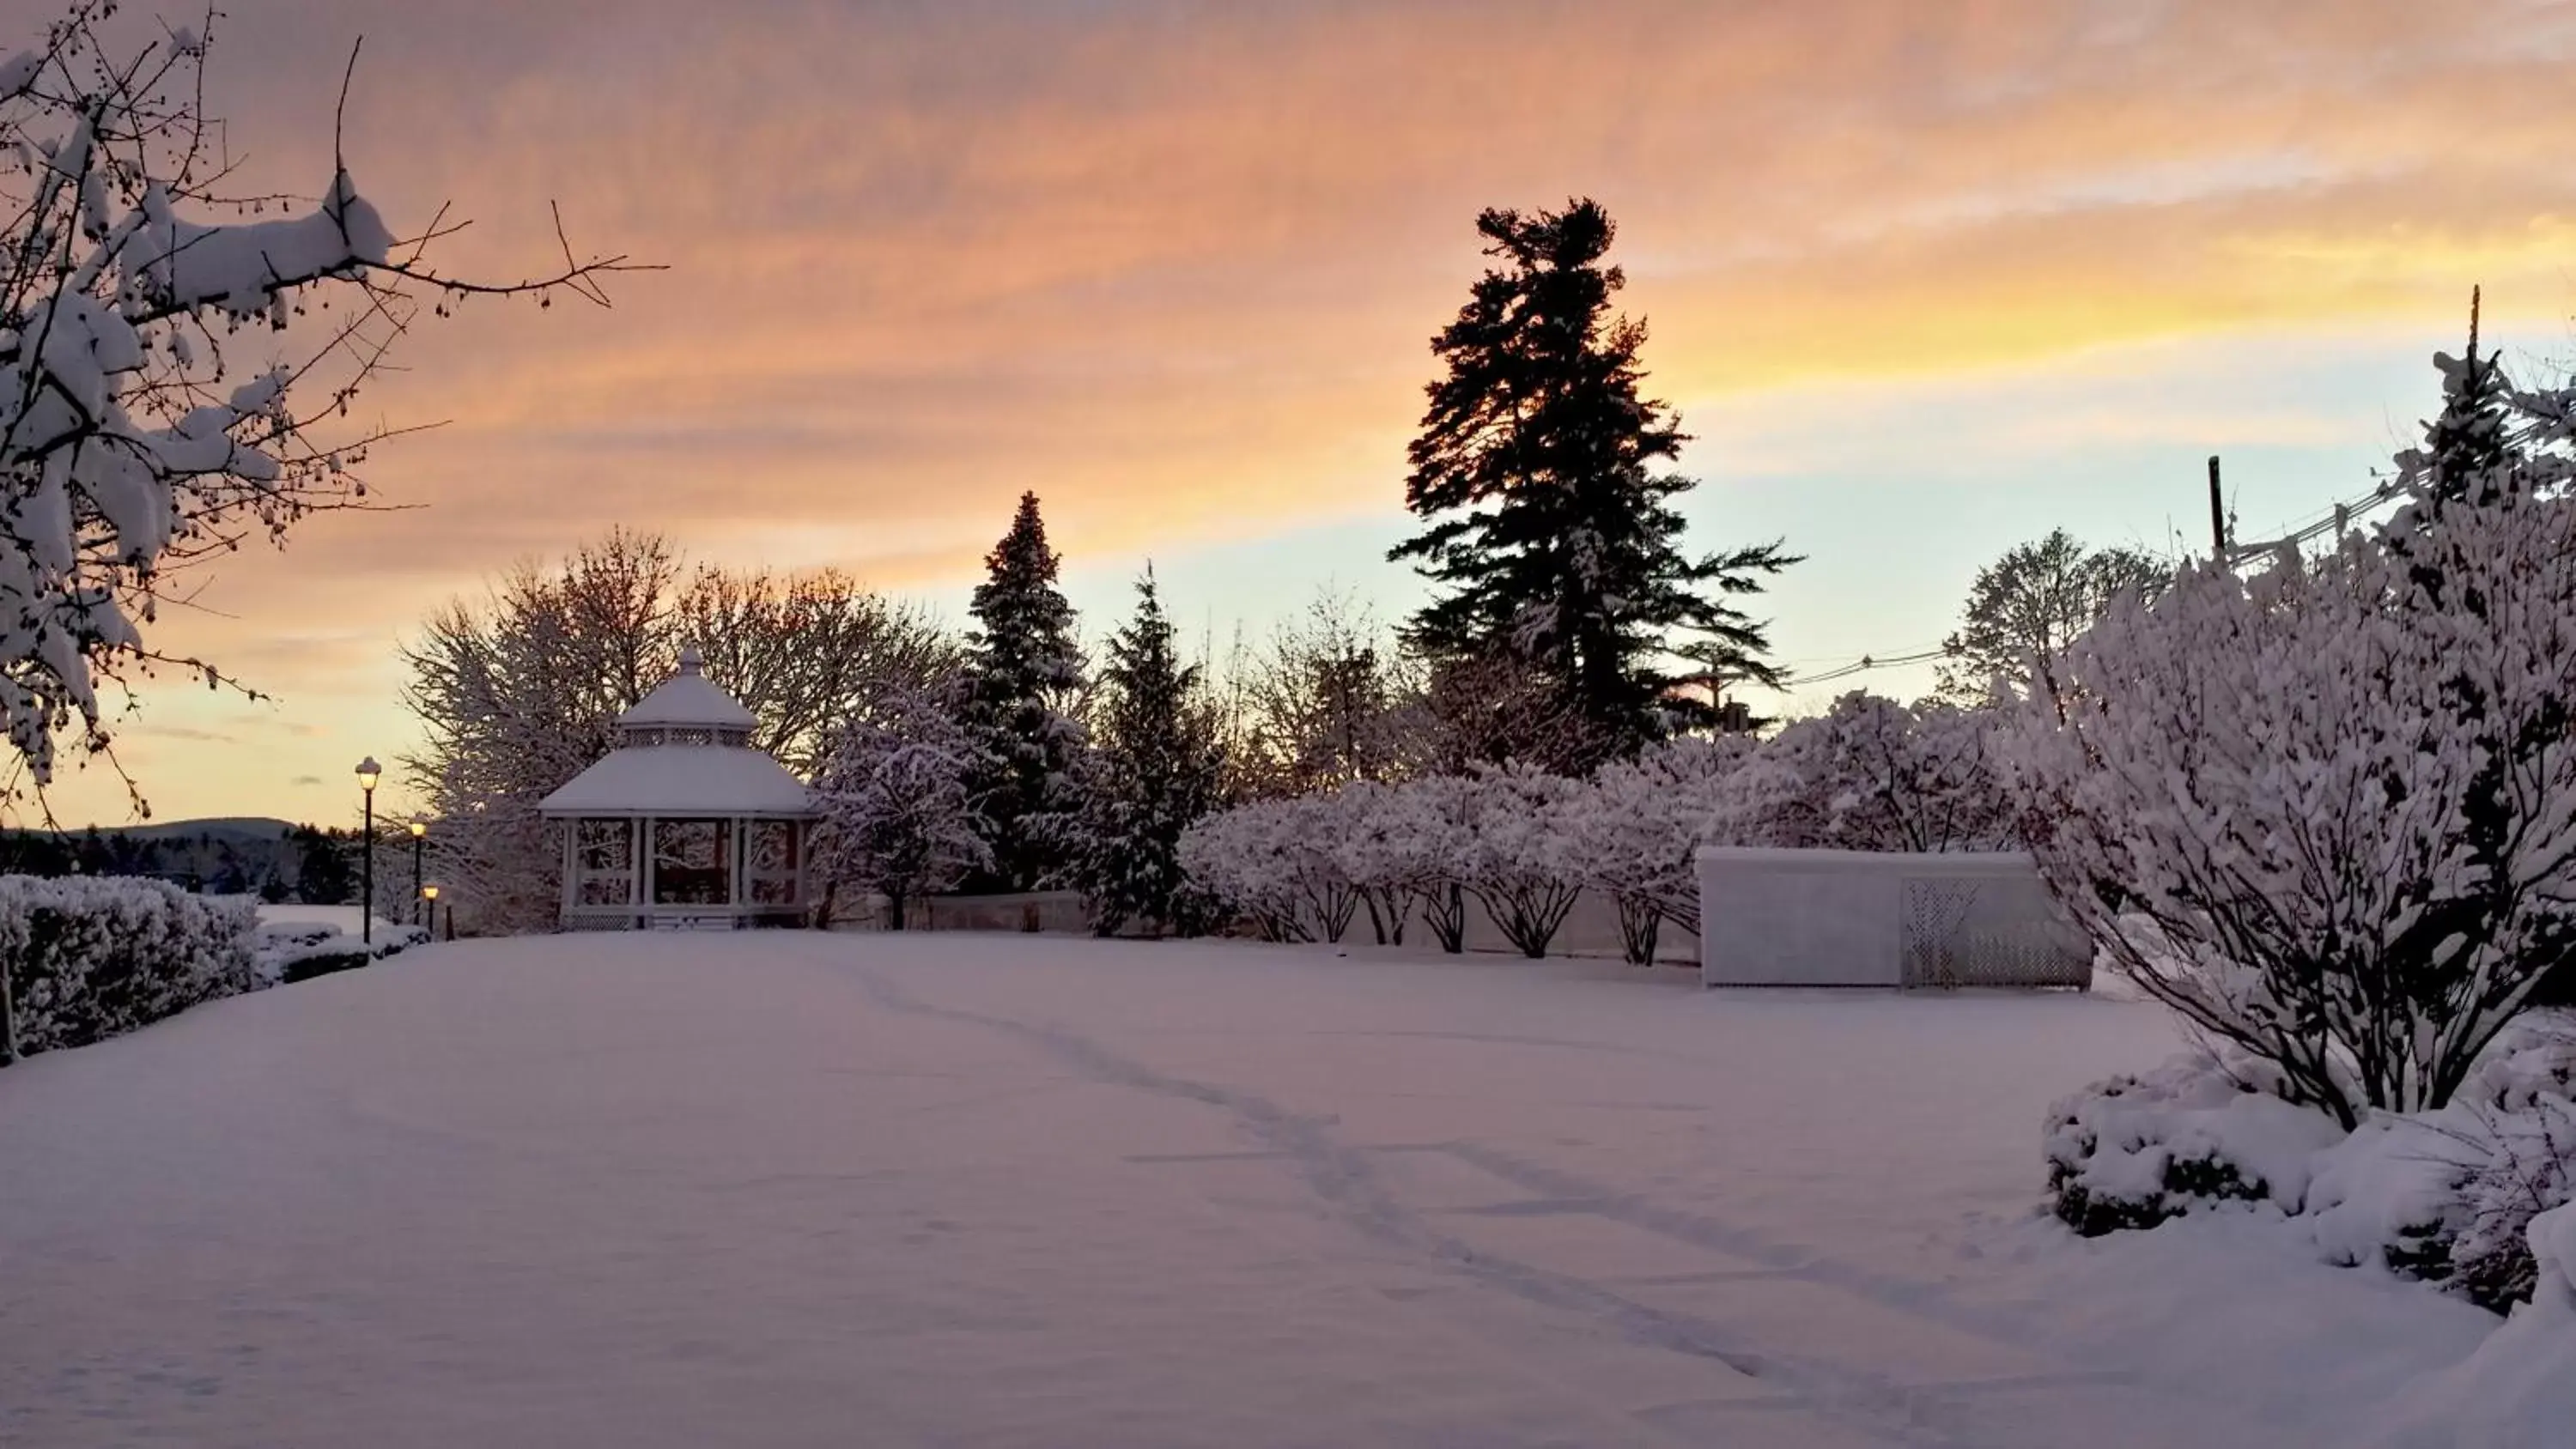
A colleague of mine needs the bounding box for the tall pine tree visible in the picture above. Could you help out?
[958,493,1087,890]
[1072,570,1224,937]
[1390,199,1795,767]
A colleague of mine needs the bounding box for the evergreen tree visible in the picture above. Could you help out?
[1389,198,1795,767]
[2409,288,2518,509]
[1073,571,1224,936]
[959,493,1088,890]
[292,826,357,906]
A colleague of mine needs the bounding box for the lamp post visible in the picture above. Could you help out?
[422,883,440,940]
[356,757,381,945]
[408,816,428,925]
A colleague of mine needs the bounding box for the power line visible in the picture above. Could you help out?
[1765,465,2412,694]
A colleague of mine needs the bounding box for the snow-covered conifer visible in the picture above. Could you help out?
[1071,571,1224,937]
[1389,199,1795,764]
[959,494,1088,890]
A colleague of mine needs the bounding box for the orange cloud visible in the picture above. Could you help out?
[27,0,2573,822]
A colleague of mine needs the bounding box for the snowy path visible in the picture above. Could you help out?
[0,934,2497,1447]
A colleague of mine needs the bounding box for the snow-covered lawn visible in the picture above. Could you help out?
[0,934,2512,1447]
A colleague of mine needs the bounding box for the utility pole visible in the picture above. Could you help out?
[2208,455,2227,561]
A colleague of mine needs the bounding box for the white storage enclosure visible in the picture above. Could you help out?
[1696,847,2090,989]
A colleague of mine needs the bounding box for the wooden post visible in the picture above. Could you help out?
[2208,455,2227,561]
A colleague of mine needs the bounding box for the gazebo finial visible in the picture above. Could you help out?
[677,645,706,676]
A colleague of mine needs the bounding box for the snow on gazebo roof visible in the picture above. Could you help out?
[617,647,757,731]
[538,744,815,817]
[536,648,816,819]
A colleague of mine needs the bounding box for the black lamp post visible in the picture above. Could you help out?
[408,816,428,925]
[422,884,440,942]
[356,757,381,945]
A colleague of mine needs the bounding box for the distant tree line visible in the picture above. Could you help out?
[0,824,366,906]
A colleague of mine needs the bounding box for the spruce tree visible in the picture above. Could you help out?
[2417,288,2518,508]
[1389,198,1795,767]
[958,493,1087,890]
[1073,570,1224,936]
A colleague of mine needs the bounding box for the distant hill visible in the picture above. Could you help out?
[108,816,299,843]
[0,816,313,894]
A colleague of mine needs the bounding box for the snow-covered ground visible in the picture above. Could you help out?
[0,934,2513,1447]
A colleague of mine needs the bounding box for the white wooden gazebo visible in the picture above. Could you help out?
[538,648,818,930]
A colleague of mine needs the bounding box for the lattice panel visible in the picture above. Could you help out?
[1900,876,2090,988]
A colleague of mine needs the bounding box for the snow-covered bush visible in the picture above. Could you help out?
[1722,692,2014,852]
[1178,798,1309,943]
[0,875,257,1060]
[1452,766,1583,959]
[2305,1019,2576,1311]
[1556,736,1750,962]
[814,689,989,931]
[0,10,629,800]
[2045,1050,2346,1236]
[1337,776,1473,951]
[1182,789,1419,946]
[2051,1022,2576,1313]
[1283,791,1364,943]
[2003,482,2576,1131]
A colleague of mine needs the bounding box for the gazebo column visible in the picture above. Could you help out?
[635,815,653,930]
[560,821,578,926]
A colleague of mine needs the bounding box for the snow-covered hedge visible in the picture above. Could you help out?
[1178,703,2020,961]
[0,876,258,1059]
[254,920,431,985]
[1179,705,2018,961]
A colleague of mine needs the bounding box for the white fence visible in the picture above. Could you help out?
[1696,847,2091,989]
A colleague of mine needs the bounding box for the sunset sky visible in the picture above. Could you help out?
[26,0,2576,828]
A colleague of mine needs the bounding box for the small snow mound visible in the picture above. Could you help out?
[2371,1208,2576,1448]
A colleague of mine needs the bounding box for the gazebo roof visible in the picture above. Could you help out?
[618,647,757,731]
[538,745,815,817]
[535,648,816,818]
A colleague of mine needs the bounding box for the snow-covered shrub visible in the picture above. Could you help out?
[2044,1050,2346,1235]
[0,11,630,797]
[1336,777,1473,950]
[1556,736,1750,963]
[2053,1021,2576,1313]
[2002,482,2576,1131]
[2304,1018,2576,1311]
[0,876,257,1059]
[1178,799,1309,943]
[1723,692,2015,852]
[1454,766,1583,959]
